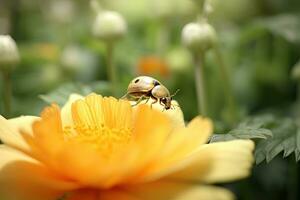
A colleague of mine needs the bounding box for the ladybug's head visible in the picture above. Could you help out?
[161,97,172,110]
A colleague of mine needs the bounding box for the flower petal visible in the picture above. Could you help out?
[99,190,140,200]
[23,105,109,187]
[67,189,139,200]
[61,93,84,127]
[53,141,110,186]
[67,189,98,200]
[0,145,79,200]
[153,100,185,129]
[131,99,185,129]
[124,181,234,200]
[170,140,255,183]
[0,115,39,152]
[97,104,172,187]
[130,104,172,168]
[24,104,64,161]
[135,117,213,182]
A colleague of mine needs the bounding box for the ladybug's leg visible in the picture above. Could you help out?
[132,95,146,106]
[159,99,166,112]
[121,93,128,99]
[150,98,158,108]
[159,99,165,107]
[144,97,151,104]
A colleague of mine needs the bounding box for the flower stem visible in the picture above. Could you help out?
[194,53,207,116]
[106,42,116,95]
[1,69,12,117]
[198,0,209,20]
[214,46,238,124]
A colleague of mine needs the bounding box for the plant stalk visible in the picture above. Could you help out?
[194,53,207,116]
[1,69,12,117]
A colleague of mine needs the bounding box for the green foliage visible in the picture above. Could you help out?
[210,115,300,164]
[255,116,300,164]
[210,118,273,142]
[255,14,300,44]
[39,81,110,107]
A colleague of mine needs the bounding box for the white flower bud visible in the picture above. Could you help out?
[0,35,20,69]
[181,22,217,53]
[92,11,127,42]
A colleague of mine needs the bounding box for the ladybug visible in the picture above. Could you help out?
[123,76,177,110]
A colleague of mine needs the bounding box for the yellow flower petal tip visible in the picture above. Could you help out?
[130,98,185,128]
[0,93,254,200]
[197,139,255,183]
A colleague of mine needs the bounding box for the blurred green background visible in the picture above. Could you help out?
[0,0,300,199]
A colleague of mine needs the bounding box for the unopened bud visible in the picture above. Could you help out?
[92,11,127,42]
[0,35,20,69]
[192,0,205,10]
[181,22,217,54]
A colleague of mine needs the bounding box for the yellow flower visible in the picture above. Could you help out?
[0,93,254,200]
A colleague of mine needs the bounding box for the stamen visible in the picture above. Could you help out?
[63,124,132,157]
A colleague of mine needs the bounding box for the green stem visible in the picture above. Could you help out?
[1,70,12,117]
[214,46,238,124]
[106,42,116,95]
[194,53,207,116]
[197,0,209,21]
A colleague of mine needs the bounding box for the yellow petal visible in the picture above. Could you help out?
[100,104,172,187]
[67,189,139,200]
[0,145,79,200]
[124,181,234,200]
[130,104,171,167]
[67,189,98,200]
[22,105,109,187]
[170,140,255,183]
[25,104,64,159]
[131,99,185,129]
[52,141,110,187]
[99,190,140,200]
[0,115,39,152]
[61,93,84,127]
[136,117,213,182]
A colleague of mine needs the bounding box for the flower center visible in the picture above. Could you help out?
[63,124,132,156]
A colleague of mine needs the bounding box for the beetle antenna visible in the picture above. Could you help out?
[171,89,180,97]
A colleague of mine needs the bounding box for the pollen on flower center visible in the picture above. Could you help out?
[63,124,132,155]
[59,94,134,156]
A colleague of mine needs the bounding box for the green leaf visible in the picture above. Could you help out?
[255,117,299,164]
[210,115,273,143]
[210,115,300,164]
[255,14,300,43]
[39,81,110,107]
